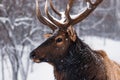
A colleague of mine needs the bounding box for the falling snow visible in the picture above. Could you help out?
[0,0,120,80]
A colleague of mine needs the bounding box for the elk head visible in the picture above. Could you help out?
[30,0,103,64]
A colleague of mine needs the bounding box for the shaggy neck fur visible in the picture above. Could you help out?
[53,38,107,80]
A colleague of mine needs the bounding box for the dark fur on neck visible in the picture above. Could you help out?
[53,38,107,80]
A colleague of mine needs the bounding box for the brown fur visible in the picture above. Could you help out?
[30,0,120,80]
[30,34,120,80]
[95,50,120,80]
[44,33,52,38]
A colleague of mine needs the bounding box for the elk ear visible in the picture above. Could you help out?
[43,33,52,38]
[67,26,76,42]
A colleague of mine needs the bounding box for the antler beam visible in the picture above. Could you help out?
[36,0,57,31]
[70,0,103,25]
[36,0,103,30]
[45,0,63,27]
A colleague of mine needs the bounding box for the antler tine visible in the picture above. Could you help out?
[45,0,63,27]
[65,0,74,23]
[49,0,61,16]
[36,0,57,31]
[70,0,103,25]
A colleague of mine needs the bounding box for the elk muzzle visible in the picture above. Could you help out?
[30,51,41,63]
[30,50,50,63]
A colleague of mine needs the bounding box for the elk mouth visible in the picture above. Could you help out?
[32,58,41,63]
[31,58,49,63]
[30,53,41,63]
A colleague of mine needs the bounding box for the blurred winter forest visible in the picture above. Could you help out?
[0,0,120,80]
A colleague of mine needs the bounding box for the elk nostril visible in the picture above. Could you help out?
[30,52,36,59]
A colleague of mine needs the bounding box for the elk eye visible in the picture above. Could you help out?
[56,38,63,43]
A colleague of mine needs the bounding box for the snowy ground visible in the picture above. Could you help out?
[83,36,120,62]
[27,36,120,80]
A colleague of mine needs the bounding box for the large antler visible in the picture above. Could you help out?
[36,0,103,30]
[69,0,103,25]
[36,0,57,31]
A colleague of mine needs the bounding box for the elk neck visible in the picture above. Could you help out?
[53,37,107,80]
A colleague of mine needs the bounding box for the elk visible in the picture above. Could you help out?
[30,0,120,80]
